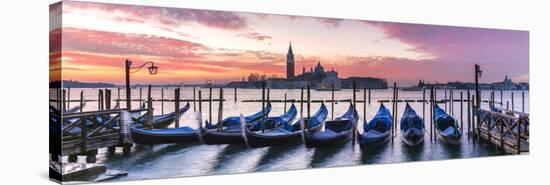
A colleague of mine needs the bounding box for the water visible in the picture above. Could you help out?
[55,87,529,182]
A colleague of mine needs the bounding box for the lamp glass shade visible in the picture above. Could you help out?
[148,65,158,75]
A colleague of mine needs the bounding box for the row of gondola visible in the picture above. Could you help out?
[128,101,463,148]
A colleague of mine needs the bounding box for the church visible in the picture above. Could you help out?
[264,42,387,90]
[285,42,338,82]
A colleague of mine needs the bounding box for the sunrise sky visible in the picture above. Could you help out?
[49,1,529,86]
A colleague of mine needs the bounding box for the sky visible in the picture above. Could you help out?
[49,1,529,86]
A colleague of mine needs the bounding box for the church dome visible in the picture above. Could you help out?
[314,62,324,73]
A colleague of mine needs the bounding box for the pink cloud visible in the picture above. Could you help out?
[236,32,272,41]
[50,28,62,53]
[62,27,208,59]
[366,22,529,83]
[64,1,249,30]
[370,22,529,62]
[316,18,343,28]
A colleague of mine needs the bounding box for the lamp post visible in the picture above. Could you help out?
[474,64,482,108]
[125,59,158,110]
[474,64,482,138]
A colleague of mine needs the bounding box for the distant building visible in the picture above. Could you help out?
[286,42,295,79]
[266,78,308,89]
[341,77,388,89]
[228,42,388,89]
[491,75,517,90]
[417,75,529,90]
[518,82,529,90]
[226,81,253,88]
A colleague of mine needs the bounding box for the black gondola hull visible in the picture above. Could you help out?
[305,130,352,148]
[245,125,323,148]
[131,128,199,144]
[401,134,424,146]
[438,133,461,145]
[202,130,245,145]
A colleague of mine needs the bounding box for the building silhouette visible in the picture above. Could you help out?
[228,42,388,89]
[286,42,295,79]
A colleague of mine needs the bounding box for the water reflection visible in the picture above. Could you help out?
[401,141,425,161]
[310,142,351,168]
[66,87,519,182]
[360,140,393,164]
[256,143,312,172]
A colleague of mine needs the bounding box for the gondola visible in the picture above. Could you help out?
[358,104,392,148]
[130,125,200,144]
[201,103,272,144]
[400,103,425,146]
[304,103,358,148]
[243,103,328,148]
[247,104,298,131]
[133,102,190,129]
[434,104,462,145]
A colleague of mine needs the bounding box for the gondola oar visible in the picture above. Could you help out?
[240,114,250,148]
[300,116,305,143]
[195,112,204,144]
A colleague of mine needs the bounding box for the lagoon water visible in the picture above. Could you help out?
[59,88,529,182]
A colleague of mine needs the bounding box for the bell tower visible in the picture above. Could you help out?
[286,42,295,79]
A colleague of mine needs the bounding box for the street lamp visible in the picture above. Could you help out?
[474,63,482,112]
[476,64,483,78]
[125,59,158,110]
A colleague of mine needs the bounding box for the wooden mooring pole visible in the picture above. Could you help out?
[234,87,237,102]
[198,90,202,114]
[363,88,367,124]
[147,85,153,129]
[422,89,426,129]
[80,91,84,112]
[98,89,104,111]
[352,82,356,145]
[209,86,213,125]
[460,92,463,132]
[331,84,335,120]
[450,89,453,117]
[218,88,224,125]
[467,92,471,138]
[489,91,495,110]
[174,88,180,128]
[267,88,271,104]
[105,89,112,110]
[117,88,120,108]
[444,89,448,112]
[394,84,399,139]
[139,87,143,106]
[391,83,396,143]
[511,92,515,112]
[62,89,67,112]
[80,90,88,161]
[516,119,521,154]
[307,85,311,131]
[161,88,164,114]
[472,94,476,144]
[474,64,481,143]
[67,87,71,111]
[430,87,434,142]
[193,87,196,112]
[57,88,61,112]
[284,93,287,113]
[368,88,371,105]
[300,87,304,118]
[261,84,266,133]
